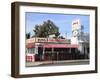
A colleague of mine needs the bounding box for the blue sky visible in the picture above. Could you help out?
[26,12,90,39]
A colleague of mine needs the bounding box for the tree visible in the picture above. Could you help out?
[33,20,60,38]
[26,33,30,39]
[58,36,65,39]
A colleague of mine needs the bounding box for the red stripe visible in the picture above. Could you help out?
[44,44,79,48]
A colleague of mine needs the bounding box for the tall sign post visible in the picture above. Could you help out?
[71,19,81,44]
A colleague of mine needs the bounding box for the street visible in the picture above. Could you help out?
[26,59,89,67]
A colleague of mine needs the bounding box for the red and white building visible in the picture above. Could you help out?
[26,37,80,62]
[26,19,89,62]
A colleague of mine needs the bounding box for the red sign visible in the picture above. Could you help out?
[44,44,79,48]
[48,38,67,43]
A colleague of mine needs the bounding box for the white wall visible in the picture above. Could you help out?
[0,0,100,80]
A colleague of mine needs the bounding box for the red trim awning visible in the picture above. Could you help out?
[44,44,79,48]
[26,43,79,48]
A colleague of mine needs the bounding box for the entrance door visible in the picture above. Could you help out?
[38,47,43,61]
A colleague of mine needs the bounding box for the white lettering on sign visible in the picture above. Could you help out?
[72,19,81,30]
[36,38,48,42]
[26,38,48,43]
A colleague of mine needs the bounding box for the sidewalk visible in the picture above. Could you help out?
[26,59,89,67]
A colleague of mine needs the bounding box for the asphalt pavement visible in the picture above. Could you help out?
[26,59,89,67]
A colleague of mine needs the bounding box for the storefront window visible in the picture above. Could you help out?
[26,48,35,54]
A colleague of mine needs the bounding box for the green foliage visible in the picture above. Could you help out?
[33,20,60,38]
[26,33,30,39]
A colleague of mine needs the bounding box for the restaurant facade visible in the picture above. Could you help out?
[26,19,89,62]
[26,37,89,62]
